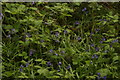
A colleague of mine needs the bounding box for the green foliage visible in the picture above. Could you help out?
[2,2,119,79]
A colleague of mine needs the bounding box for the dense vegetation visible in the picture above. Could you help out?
[1,2,120,79]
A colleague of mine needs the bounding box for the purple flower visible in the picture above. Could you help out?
[47,61,52,66]
[75,21,80,25]
[26,63,29,67]
[92,56,94,58]
[64,30,67,34]
[90,61,92,64]
[32,1,35,5]
[103,76,107,80]
[29,50,33,56]
[11,29,16,34]
[109,44,112,47]
[77,37,82,40]
[19,68,23,72]
[95,47,99,52]
[97,73,101,76]
[26,33,31,37]
[20,65,24,68]
[40,40,44,43]
[0,13,3,20]
[11,29,15,31]
[92,54,98,59]
[55,40,60,43]
[57,69,60,72]
[102,38,106,41]
[60,51,65,54]
[95,28,100,32]
[103,19,107,21]
[99,41,103,43]
[55,32,59,37]
[104,50,108,53]
[49,49,53,53]
[7,34,11,38]
[0,13,3,16]
[58,62,62,65]
[94,54,98,58]
[90,44,95,47]
[55,53,58,56]
[50,31,53,34]
[112,39,118,43]
[82,7,87,11]
[66,65,71,69]
[0,17,2,20]
[19,65,24,72]
[99,19,102,21]
[90,32,94,36]
[29,49,35,56]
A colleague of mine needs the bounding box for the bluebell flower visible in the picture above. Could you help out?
[99,41,103,43]
[95,28,100,32]
[102,38,106,41]
[58,62,62,65]
[109,44,112,47]
[64,30,67,34]
[47,61,52,66]
[0,13,3,16]
[55,53,58,56]
[26,33,31,37]
[11,29,15,32]
[92,56,94,58]
[90,44,95,47]
[77,37,82,40]
[104,50,108,53]
[19,65,24,72]
[29,49,35,56]
[90,61,92,64]
[99,19,103,21]
[0,13,3,20]
[50,31,53,34]
[11,29,16,34]
[92,54,98,59]
[90,32,94,36]
[95,47,99,52]
[40,40,44,43]
[55,40,60,43]
[97,73,101,76]
[49,49,54,53]
[20,64,24,68]
[57,69,60,72]
[32,1,35,5]
[55,32,59,37]
[112,39,118,43]
[94,54,98,58]
[26,63,29,67]
[19,68,23,72]
[103,76,107,80]
[29,50,33,56]
[7,34,11,38]
[61,51,65,54]
[75,21,80,25]
[103,19,107,21]
[66,65,71,69]
[82,7,87,11]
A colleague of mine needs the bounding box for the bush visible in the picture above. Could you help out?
[2,2,120,79]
